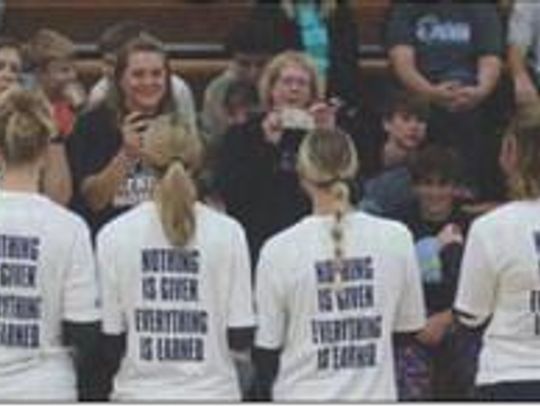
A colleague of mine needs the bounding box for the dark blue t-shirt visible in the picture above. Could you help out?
[387,2,503,85]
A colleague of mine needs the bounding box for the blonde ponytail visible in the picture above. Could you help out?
[156,159,197,246]
[297,128,358,285]
[329,181,350,284]
[143,114,203,247]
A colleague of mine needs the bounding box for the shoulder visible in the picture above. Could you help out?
[470,201,532,234]
[196,203,246,237]
[259,217,313,259]
[96,203,150,246]
[39,197,92,237]
[356,210,413,240]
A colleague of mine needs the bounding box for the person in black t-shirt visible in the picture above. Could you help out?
[67,34,180,238]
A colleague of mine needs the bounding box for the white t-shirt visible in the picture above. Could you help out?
[454,200,540,385]
[255,211,426,401]
[0,191,100,400]
[508,1,540,79]
[97,201,255,401]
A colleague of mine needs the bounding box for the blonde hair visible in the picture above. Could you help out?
[25,29,76,70]
[143,115,203,247]
[0,88,55,165]
[297,127,358,277]
[258,51,324,109]
[507,103,540,200]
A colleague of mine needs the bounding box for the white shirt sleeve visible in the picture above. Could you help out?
[96,228,127,335]
[227,225,255,328]
[254,242,287,350]
[393,228,426,333]
[508,1,535,49]
[171,75,198,135]
[62,220,100,322]
[454,220,497,325]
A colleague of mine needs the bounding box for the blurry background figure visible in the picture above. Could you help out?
[88,22,197,135]
[0,33,73,206]
[508,0,540,108]
[25,29,86,139]
[387,0,506,203]
[394,145,480,401]
[253,0,361,120]
[359,90,430,220]
[216,51,337,262]
[67,35,183,238]
[201,13,278,147]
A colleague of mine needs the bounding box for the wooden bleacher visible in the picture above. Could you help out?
[4,0,510,108]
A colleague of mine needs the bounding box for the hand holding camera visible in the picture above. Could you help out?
[121,112,152,160]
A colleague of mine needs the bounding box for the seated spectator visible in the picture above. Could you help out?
[88,22,197,135]
[201,14,277,146]
[25,29,86,138]
[215,51,337,262]
[253,0,361,119]
[387,0,505,202]
[394,145,480,401]
[359,91,429,219]
[67,35,186,238]
[0,37,21,97]
[508,0,540,107]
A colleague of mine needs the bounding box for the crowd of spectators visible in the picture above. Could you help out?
[1,0,540,402]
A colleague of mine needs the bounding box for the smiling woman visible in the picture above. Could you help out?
[66,34,179,238]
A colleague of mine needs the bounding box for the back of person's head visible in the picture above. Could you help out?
[25,29,75,71]
[297,127,358,269]
[258,50,324,109]
[0,88,55,165]
[507,103,540,199]
[382,90,430,122]
[409,144,462,186]
[143,114,203,247]
[98,20,149,57]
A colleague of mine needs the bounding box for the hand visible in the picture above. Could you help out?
[62,81,87,110]
[437,223,464,248]
[121,112,151,159]
[449,86,487,112]
[309,100,338,129]
[428,81,461,109]
[416,310,453,347]
[261,110,283,145]
[514,74,540,107]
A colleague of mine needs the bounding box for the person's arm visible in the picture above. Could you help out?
[508,2,539,105]
[388,45,458,108]
[43,141,73,205]
[80,111,148,213]
[249,347,281,401]
[62,321,104,401]
[81,148,131,212]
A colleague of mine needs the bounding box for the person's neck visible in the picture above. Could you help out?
[312,191,351,216]
[382,140,409,168]
[0,166,40,194]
